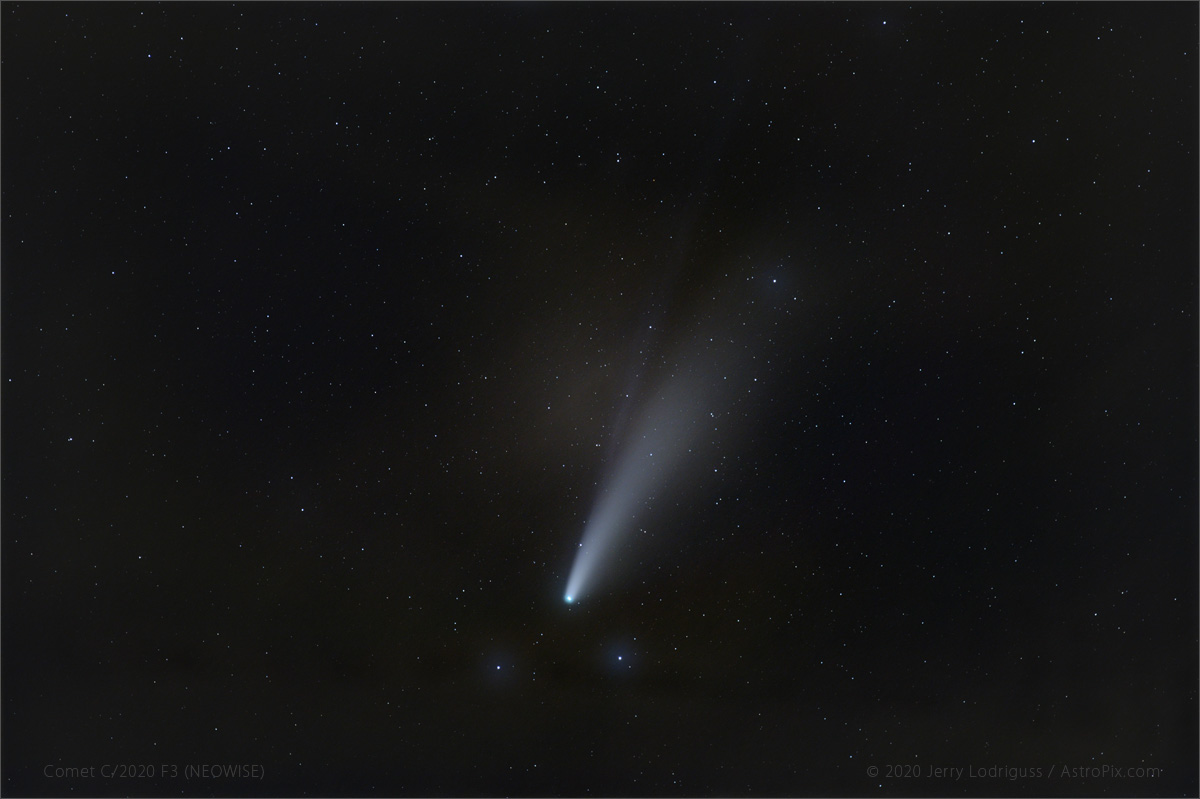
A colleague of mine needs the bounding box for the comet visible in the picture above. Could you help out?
[563,269,795,603]
[564,318,757,602]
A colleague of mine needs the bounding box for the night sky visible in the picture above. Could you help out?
[3,2,1198,797]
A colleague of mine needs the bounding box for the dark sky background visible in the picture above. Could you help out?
[2,2,1197,797]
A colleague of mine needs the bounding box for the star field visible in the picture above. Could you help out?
[2,3,1197,797]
